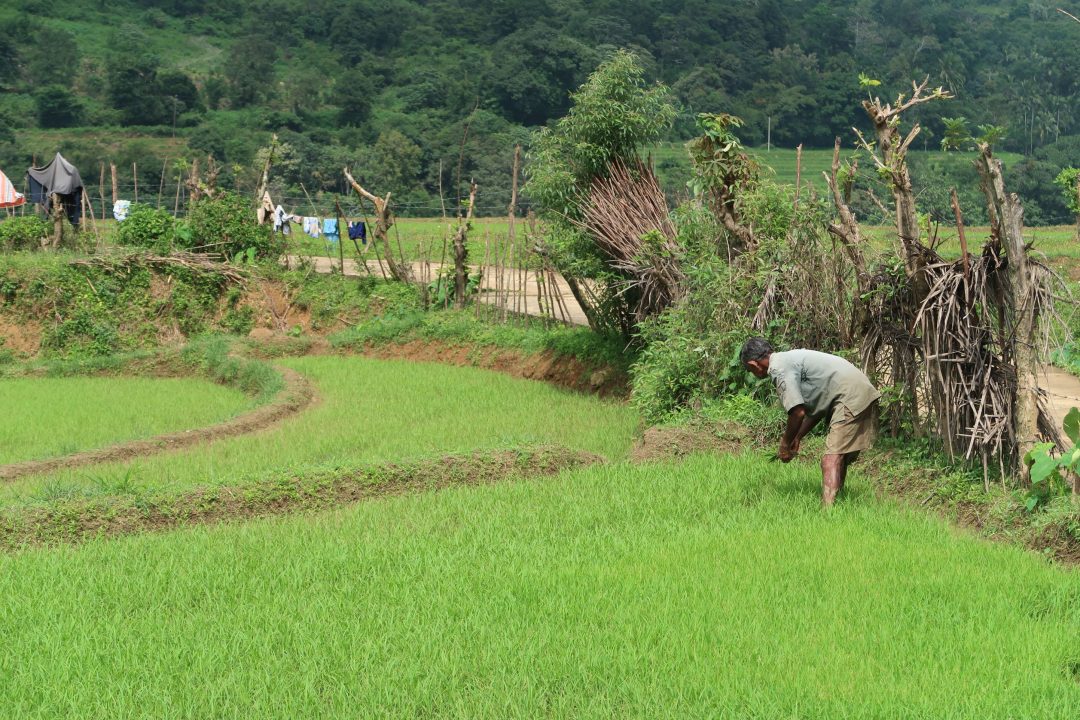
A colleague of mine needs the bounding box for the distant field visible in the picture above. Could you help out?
[0,376,252,465]
[652,142,1026,195]
[0,355,639,505]
[3,453,1078,717]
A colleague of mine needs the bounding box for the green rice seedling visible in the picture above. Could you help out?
[0,356,640,505]
[0,376,254,465]
[0,454,1076,717]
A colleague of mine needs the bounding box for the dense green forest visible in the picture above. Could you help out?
[2,0,1080,221]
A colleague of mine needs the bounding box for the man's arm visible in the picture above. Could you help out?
[779,405,818,462]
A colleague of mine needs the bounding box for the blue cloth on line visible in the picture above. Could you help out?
[323,218,339,241]
[348,221,367,243]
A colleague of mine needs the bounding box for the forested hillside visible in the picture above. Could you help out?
[2,0,1080,220]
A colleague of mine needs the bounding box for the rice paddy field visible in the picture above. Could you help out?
[2,451,1078,717]
[0,375,253,464]
[2,214,1079,715]
[0,355,639,506]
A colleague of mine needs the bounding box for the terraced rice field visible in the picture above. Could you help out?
[1,355,1077,717]
[0,375,253,464]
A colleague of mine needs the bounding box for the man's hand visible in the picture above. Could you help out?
[778,438,798,463]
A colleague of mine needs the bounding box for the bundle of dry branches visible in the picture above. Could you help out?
[574,158,683,321]
[913,246,1066,483]
[70,251,249,285]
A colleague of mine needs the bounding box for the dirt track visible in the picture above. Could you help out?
[0,367,316,482]
[285,255,590,325]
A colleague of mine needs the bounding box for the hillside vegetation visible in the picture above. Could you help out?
[2,1,1080,221]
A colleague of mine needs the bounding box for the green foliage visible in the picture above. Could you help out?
[0,216,50,251]
[1023,407,1080,512]
[34,85,83,129]
[1054,168,1080,216]
[114,204,176,253]
[0,253,242,359]
[185,192,281,260]
[525,50,676,334]
[527,50,676,217]
[686,113,759,200]
[941,117,1008,151]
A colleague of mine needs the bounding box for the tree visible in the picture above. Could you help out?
[355,131,423,198]
[35,85,83,128]
[526,49,677,335]
[335,68,375,126]
[1054,167,1080,238]
[487,27,595,125]
[224,35,276,109]
[107,28,168,125]
[22,26,79,89]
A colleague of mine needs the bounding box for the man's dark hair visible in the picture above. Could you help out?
[739,337,773,365]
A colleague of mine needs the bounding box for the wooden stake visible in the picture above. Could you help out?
[133,163,138,203]
[110,162,118,207]
[157,157,169,209]
[98,163,106,223]
[949,187,970,283]
[794,143,803,212]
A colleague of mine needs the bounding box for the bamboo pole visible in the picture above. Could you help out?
[157,158,168,209]
[98,163,106,224]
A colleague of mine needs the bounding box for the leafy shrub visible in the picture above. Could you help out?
[0,216,50,250]
[114,204,176,253]
[185,192,281,260]
[1024,408,1080,511]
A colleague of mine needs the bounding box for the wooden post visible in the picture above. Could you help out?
[82,188,102,250]
[974,143,1040,477]
[50,196,63,249]
[794,143,803,212]
[133,163,138,203]
[949,187,970,283]
[157,158,169,209]
[335,199,345,274]
[110,163,118,207]
[98,163,106,223]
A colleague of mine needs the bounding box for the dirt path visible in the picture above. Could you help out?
[0,367,316,483]
[285,256,591,325]
[1039,365,1080,432]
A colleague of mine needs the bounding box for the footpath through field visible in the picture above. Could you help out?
[285,255,590,325]
[288,255,1080,430]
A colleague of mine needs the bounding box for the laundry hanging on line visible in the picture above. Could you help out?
[302,217,320,238]
[112,199,131,222]
[348,221,367,244]
[322,218,339,242]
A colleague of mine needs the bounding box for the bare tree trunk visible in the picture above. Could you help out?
[974,143,1040,476]
[452,182,478,309]
[343,168,414,284]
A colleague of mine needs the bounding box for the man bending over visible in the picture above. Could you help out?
[740,337,880,506]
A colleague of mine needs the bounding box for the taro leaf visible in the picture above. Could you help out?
[1025,494,1040,513]
[1064,407,1080,445]
[1027,443,1063,485]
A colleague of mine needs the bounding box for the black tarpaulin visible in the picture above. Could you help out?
[27,153,83,226]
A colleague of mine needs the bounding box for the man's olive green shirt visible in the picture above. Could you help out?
[767,349,880,419]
